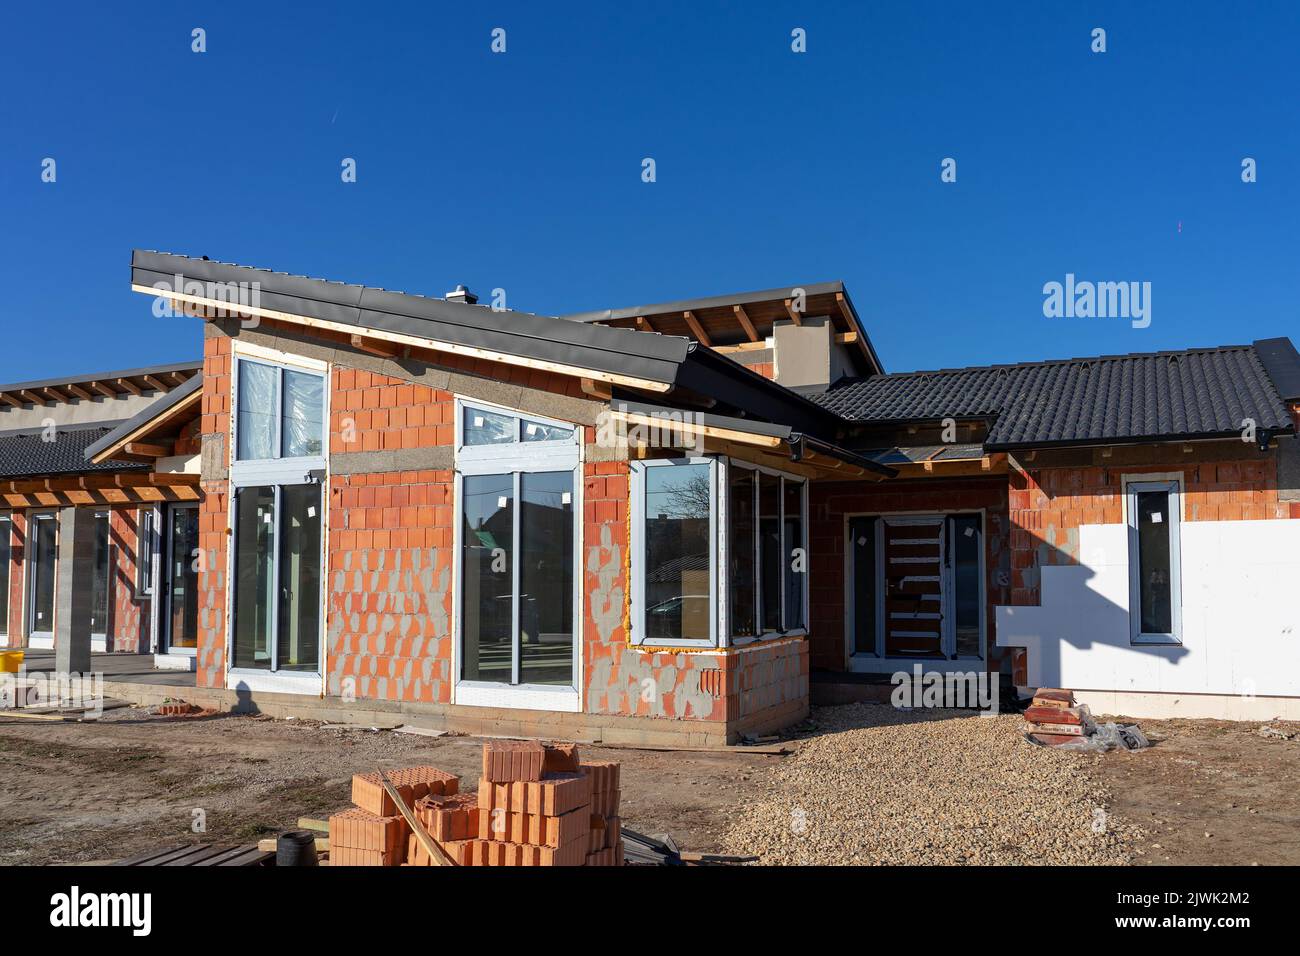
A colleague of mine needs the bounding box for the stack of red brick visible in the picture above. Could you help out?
[1023,688,1096,745]
[327,741,623,866]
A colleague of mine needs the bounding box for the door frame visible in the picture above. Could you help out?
[160,501,200,657]
[843,508,988,674]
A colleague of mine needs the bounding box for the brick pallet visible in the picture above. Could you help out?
[327,742,623,867]
[1023,688,1097,745]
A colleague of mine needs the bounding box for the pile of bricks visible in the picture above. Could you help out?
[1023,688,1096,745]
[327,742,623,866]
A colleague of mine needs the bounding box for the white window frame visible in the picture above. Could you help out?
[226,345,329,694]
[452,397,582,712]
[136,506,158,596]
[0,513,11,638]
[723,458,809,645]
[1125,478,1183,646]
[629,456,719,649]
[89,510,110,650]
[25,509,58,648]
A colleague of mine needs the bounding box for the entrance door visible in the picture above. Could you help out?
[881,516,946,658]
[163,503,200,654]
[847,513,985,665]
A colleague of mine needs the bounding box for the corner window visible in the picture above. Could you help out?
[1126,480,1182,645]
[236,358,325,462]
[631,457,806,648]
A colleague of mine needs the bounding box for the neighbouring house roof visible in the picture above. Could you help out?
[0,360,200,409]
[84,374,202,464]
[806,342,1298,450]
[0,422,147,478]
[560,279,885,377]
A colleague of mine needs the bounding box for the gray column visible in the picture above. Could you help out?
[54,506,95,675]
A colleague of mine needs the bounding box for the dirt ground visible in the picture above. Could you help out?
[0,707,775,865]
[1093,715,1300,866]
[0,704,1297,865]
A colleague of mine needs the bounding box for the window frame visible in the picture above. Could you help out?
[452,397,583,712]
[629,457,720,649]
[1125,478,1183,646]
[0,513,11,637]
[231,354,328,481]
[25,509,59,645]
[724,458,808,644]
[136,505,158,596]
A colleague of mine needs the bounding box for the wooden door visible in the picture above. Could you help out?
[881,517,945,658]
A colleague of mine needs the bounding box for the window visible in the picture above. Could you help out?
[28,513,57,639]
[729,462,806,638]
[455,400,580,700]
[90,512,110,638]
[236,358,325,462]
[1126,480,1182,644]
[230,483,323,672]
[632,459,716,646]
[137,507,156,594]
[632,458,807,648]
[0,515,10,635]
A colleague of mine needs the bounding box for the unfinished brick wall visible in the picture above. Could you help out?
[808,476,1012,673]
[326,468,454,703]
[195,331,233,688]
[2,513,23,647]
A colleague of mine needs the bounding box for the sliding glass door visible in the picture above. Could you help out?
[231,484,322,673]
[163,503,200,653]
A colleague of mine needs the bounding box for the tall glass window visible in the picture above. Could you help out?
[461,474,514,683]
[232,487,276,669]
[91,512,110,638]
[643,462,713,644]
[728,468,756,638]
[726,463,807,639]
[29,514,57,637]
[1127,481,1182,644]
[0,516,10,636]
[236,358,324,462]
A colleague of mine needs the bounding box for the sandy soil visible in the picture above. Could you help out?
[0,704,1296,865]
[0,708,776,865]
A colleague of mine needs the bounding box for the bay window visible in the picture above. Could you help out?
[631,457,807,648]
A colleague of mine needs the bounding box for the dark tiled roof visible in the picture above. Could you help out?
[808,343,1296,449]
[0,424,147,478]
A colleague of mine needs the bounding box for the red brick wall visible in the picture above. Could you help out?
[107,507,149,652]
[2,512,23,647]
[808,476,1012,673]
[196,331,232,687]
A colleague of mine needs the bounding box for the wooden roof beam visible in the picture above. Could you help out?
[19,390,47,406]
[350,333,402,359]
[124,441,173,458]
[90,380,118,398]
[0,392,22,407]
[141,374,167,392]
[634,316,656,333]
[116,378,143,396]
[682,310,711,347]
[42,386,69,403]
[733,305,760,343]
[65,383,94,401]
[782,298,803,327]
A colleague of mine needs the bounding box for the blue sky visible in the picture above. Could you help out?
[1,1,1296,383]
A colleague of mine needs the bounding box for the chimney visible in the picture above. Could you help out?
[446,284,478,305]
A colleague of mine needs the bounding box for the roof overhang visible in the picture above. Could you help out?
[130,250,690,394]
[560,280,885,376]
[0,361,199,410]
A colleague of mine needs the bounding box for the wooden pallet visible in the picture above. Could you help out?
[114,843,274,867]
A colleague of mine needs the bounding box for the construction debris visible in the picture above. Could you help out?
[325,741,624,866]
[1023,688,1149,752]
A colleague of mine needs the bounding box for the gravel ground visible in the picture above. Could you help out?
[720,703,1141,865]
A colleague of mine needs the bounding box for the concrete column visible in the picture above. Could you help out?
[54,506,95,675]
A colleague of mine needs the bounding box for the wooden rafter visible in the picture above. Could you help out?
[116,377,143,396]
[20,389,46,406]
[42,386,69,403]
[141,374,166,392]
[782,298,803,327]
[733,304,760,343]
[580,378,612,401]
[65,383,93,401]
[350,333,401,359]
[0,392,21,407]
[124,442,173,458]
[634,316,656,333]
[682,310,712,347]
[90,381,118,398]
[835,292,875,367]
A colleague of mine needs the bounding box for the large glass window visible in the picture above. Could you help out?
[730,463,806,638]
[642,462,713,644]
[166,505,200,651]
[1127,480,1182,644]
[232,487,275,669]
[277,485,322,671]
[29,513,57,637]
[728,468,757,638]
[236,358,325,461]
[948,514,982,658]
[456,400,579,694]
[137,507,156,595]
[90,512,110,638]
[0,516,10,636]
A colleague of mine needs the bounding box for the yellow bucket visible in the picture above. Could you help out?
[0,650,24,673]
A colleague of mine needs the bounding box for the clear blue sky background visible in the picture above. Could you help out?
[1,1,1296,383]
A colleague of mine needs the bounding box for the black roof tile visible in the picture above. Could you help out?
[807,343,1296,449]
[0,424,147,479]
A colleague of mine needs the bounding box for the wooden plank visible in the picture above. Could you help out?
[124,442,171,458]
[118,845,208,866]
[378,768,455,866]
[350,333,402,359]
[298,817,330,833]
[113,845,191,867]
[162,845,234,866]
[215,847,275,867]
[194,845,264,866]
